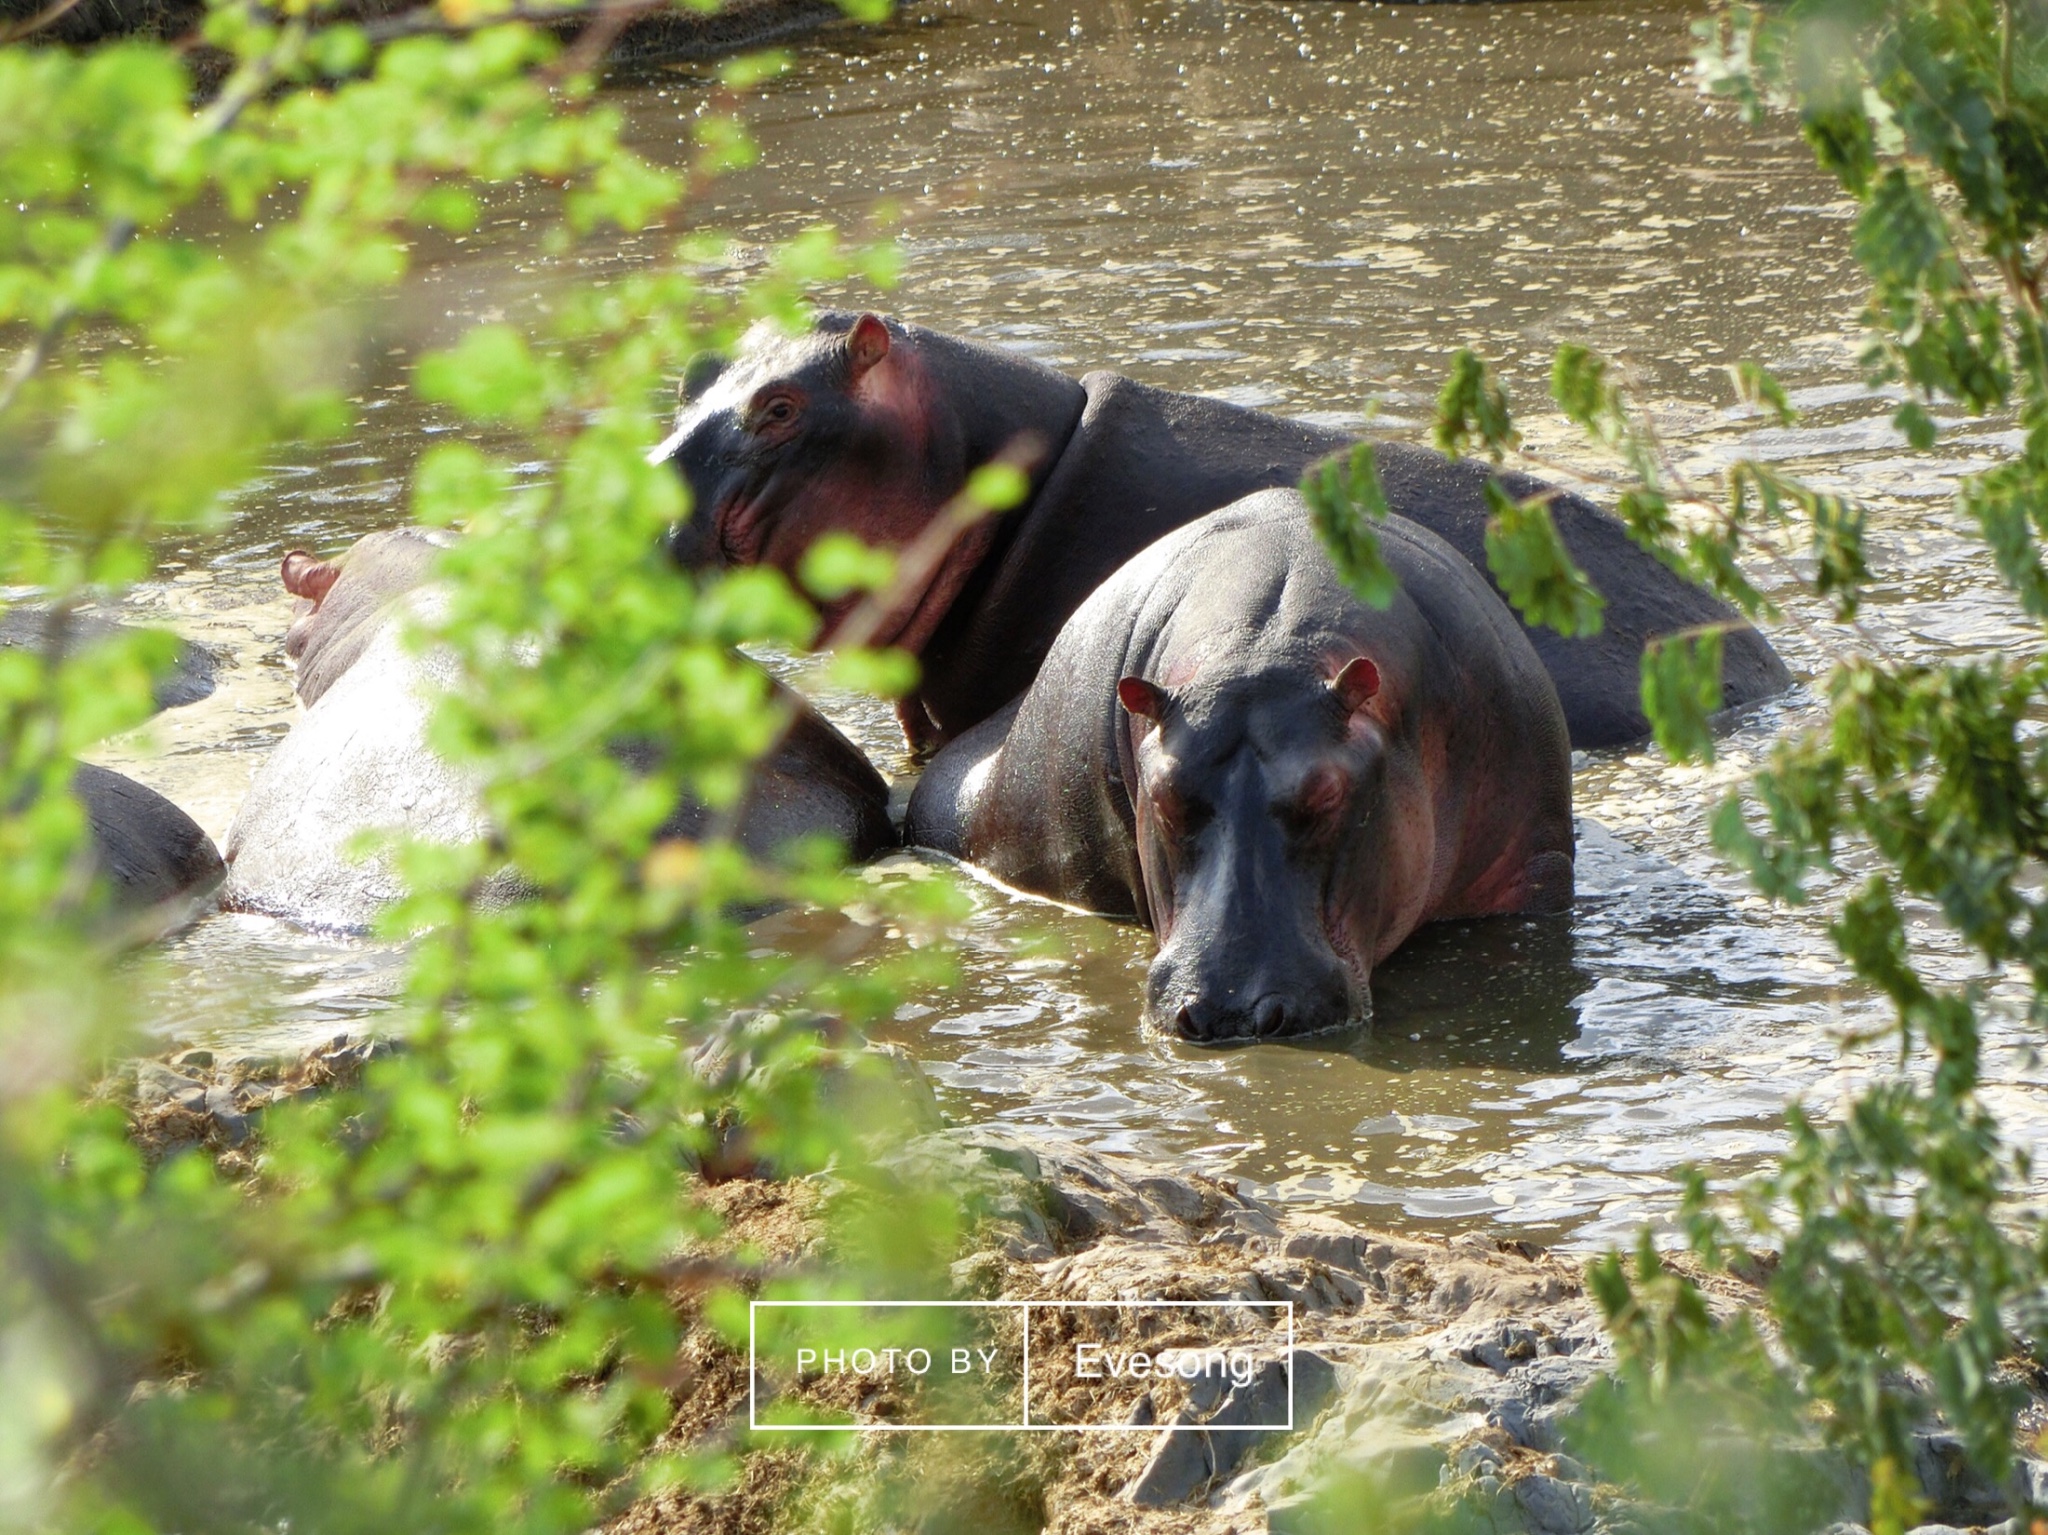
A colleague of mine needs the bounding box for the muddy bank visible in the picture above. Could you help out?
[107,1041,2047,1535]
[624,1128,2048,1535]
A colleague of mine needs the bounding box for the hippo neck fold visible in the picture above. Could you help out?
[857,317,1093,486]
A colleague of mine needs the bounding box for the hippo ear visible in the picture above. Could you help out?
[1117,676,1171,726]
[281,551,340,604]
[1330,656,1380,714]
[844,312,892,383]
[680,352,726,403]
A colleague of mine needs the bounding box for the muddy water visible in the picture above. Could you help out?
[93,0,2048,1247]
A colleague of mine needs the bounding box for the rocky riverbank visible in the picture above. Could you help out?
[111,1040,2047,1535]
[610,1121,2048,1535]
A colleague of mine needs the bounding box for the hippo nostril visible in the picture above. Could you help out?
[1174,1002,1199,1038]
[1253,995,1291,1036]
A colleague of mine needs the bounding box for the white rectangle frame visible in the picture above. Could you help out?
[748,1298,1297,1433]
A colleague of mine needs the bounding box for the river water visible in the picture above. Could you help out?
[93,0,2048,1248]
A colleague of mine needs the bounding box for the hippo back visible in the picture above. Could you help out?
[230,537,894,932]
[910,490,1574,929]
[286,528,451,707]
[74,761,226,916]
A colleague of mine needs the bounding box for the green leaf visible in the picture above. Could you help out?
[1433,348,1518,461]
[1809,489,1870,619]
[1301,442,1397,608]
[415,325,550,427]
[1639,628,1724,763]
[963,460,1030,513]
[716,50,793,89]
[1731,360,1797,428]
[1551,343,1614,436]
[413,442,509,528]
[798,532,896,602]
[1893,398,1938,449]
[817,646,918,699]
[1481,481,1605,637]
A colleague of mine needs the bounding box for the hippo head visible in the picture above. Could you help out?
[277,529,448,708]
[1119,655,1397,1043]
[648,312,989,653]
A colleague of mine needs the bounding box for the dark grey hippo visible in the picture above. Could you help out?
[0,607,220,712]
[224,529,894,933]
[1,609,226,920]
[906,490,1574,1043]
[649,311,1790,754]
[71,761,226,918]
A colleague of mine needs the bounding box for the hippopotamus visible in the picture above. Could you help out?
[224,529,893,933]
[72,762,225,917]
[905,490,1575,1042]
[650,311,1790,753]
[0,609,225,920]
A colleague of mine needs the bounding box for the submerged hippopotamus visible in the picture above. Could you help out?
[2,609,226,920]
[905,491,1575,1042]
[651,311,1789,753]
[224,529,893,933]
[72,762,225,918]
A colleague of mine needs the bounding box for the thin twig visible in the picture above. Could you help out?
[0,0,88,46]
[701,434,1045,848]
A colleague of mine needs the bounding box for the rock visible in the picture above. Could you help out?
[1911,1429,2010,1524]
[202,1084,251,1147]
[1513,1472,1594,1534]
[2018,1455,2048,1507]
[1124,1422,1214,1507]
[1547,1453,1591,1484]
[0,607,220,712]
[133,1063,203,1106]
[1122,1351,1340,1506]
[1455,1440,1503,1478]
[867,1131,2048,1535]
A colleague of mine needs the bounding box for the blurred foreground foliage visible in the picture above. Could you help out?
[0,2,988,1532]
[1309,0,2048,1528]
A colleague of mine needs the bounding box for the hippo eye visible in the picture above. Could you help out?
[1279,767,1349,836]
[748,390,802,434]
[1149,788,1208,840]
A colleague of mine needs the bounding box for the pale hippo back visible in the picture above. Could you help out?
[224,585,503,932]
[225,531,895,934]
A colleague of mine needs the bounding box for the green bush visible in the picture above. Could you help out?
[1309,0,2048,1528]
[0,4,977,1531]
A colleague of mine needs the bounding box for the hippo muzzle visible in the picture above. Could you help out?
[1134,747,1371,1044]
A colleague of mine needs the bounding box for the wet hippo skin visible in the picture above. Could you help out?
[225,529,894,933]
[905,490,1575,1042]
[0,607,221,712]
[651,311,1790,752]
[1,614,227,920]
[73,761,226,916]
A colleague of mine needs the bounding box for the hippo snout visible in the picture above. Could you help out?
[1148,961,1360,1045]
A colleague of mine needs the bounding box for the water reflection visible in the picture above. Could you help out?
[89,0,2048,1246]
[1354,911,1593,1076]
